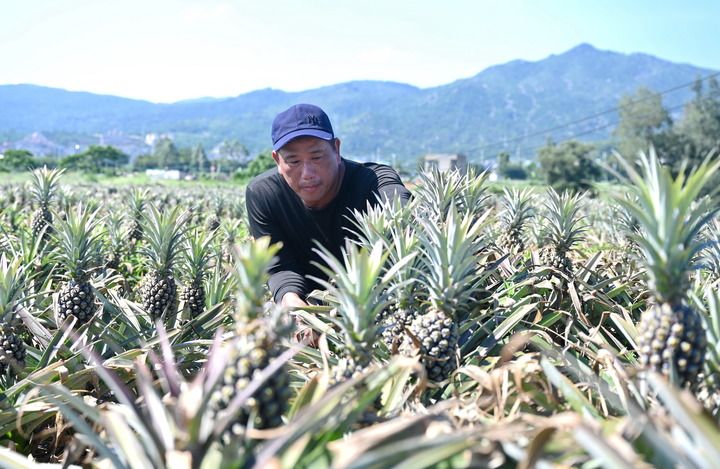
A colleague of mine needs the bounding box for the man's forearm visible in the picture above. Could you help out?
[281,292,308,308]
[269,270,308,303]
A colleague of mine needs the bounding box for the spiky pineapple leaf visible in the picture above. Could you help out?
[310,240,415,351]
[54,204,104,281]
[610,148,720,302]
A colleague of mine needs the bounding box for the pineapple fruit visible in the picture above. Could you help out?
[613,148,720,387]
[54,205,103,326]
[0,254,27,376]
[409,207,485,382]
[210,237,292,439]
[179,228,215,318]
[29,167,64,241]
[138,204,188,320]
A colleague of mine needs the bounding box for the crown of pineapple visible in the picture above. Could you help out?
[128,188,149,229]
[418,205,487,319]
[702,218,720,278]
[105,212,128,250]
[499,187,536,232]
[612,148,720,304]
[128,188,148,213]
[29,167,64,208]
[54,205,104,282]
[541,188,587,254]
[0,254,25,321]
[310,240,415,356]
[386,225,422,308]
[233,236,281,324]
[140,204,189,276]
[459,166,491,218]
[348,196,410,249]
[182,228,216,283]
[612,193,641,245]
[415,166,464,221]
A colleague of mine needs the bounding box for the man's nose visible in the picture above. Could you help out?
[300,162,316,179]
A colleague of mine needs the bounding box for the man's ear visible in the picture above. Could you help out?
[272,151,281,165]
[333,138,341,157]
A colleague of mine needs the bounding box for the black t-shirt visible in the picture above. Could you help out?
[245,158,411,302]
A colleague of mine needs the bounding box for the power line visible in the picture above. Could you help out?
[468,70,720,155]
[509,101,687,160]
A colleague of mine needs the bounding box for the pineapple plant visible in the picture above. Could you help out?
[408,206,485,382]
[127,188,148,243]
[458,166,491,221]
[538,188,587,277]
[29,166,64,241]
[0,254,27,376]
[612,148,720,387]
[179,228,215,318]
[378,225,423,350]
[138,204,188,319]
[104,212,127,271]
[414,166,463,223]
[701,218,720,281]
[210,237,292,439]
[603,194,642,278]
[311,240,411,381]
[206,195,224,231]
[497,187,535,254]
[54,205,103,326]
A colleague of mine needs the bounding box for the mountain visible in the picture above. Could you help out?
[0,44,715,160]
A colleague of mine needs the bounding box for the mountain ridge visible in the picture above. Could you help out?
[0,44,715,160]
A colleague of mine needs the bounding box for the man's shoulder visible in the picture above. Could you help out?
[345,159,400,179]
[246,167,282,194]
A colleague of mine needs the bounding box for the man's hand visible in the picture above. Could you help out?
[281,292,308,309]
[281,293,320,347]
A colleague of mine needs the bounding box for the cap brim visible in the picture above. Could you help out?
[273,129,334,151]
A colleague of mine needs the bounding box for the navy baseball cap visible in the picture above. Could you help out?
[271,103,335,151]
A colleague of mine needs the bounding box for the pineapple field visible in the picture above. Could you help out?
[2,149,720,468]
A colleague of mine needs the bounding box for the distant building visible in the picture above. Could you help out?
[423,153,468,173]
[146,169,183,180]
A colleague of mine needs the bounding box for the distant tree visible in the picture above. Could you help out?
[503,165,528,180]
[613,87,671,159]
[675,76,720,161]
[235,151,276,181]
[218,139,250,163]
[537,140,600,192]
[60,152,92,172]
[497,151,510,175]
[177,147,193,171]
[86,145,129,171]
[495,151,527,179]
[0,149,35,172]
[154,137,181,169]
[60,145,128,173]
[133,153,159,171]
[213,158,243,175]
[191,144,210,173]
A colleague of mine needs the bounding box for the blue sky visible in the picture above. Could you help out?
[2,0,718,103]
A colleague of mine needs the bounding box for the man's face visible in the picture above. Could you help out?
[273,136,342,208]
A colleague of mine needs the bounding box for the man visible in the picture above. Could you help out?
[245,103,411,316]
